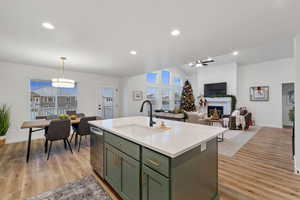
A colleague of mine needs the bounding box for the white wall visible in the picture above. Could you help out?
[295,35,300,172]
[188,59,295,128]
[120,68,187,117]
[238,58,295,128]
[0,61,120,143]
[189,63,238,98]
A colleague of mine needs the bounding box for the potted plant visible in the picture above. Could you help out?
[0,104,10,145]
[289,107,295,123]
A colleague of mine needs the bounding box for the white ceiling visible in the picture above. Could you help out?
[181,38,294,74]
[0,0,299,77]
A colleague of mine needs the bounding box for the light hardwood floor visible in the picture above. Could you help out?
[0,127,299,200]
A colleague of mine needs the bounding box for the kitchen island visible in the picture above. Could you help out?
[89,116,226,200]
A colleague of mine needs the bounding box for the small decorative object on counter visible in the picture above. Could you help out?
[159,121,171,130]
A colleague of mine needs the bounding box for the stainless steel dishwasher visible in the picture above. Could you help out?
[90,126,104,178]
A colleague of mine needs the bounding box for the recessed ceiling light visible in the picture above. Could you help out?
[171,29,181,37]
[195,63,203,68]
[130,50,137,55]
[232,51,239,56]
[207,57,213,61]
[42,22,55,30]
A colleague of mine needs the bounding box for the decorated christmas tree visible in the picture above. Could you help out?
[180,80,196,112]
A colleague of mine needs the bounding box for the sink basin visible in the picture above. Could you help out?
[115,124,166,136]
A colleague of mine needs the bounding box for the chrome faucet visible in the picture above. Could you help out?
[140,100,156,127]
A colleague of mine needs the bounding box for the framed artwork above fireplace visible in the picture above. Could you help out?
[250,86,269,101]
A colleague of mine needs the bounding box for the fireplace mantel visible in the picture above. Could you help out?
[205,97,232,115]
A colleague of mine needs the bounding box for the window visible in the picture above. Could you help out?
[30,80,78,119]
[146,73,157,83]
[174,88,181,109]
[145,70,184,111]
[146,87,158,108]
[174,77,181,86]
[161,88,171,110]
[161,71,170,85]
[174,77,182,109]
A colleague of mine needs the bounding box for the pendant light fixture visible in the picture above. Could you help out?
[52,57,75,88]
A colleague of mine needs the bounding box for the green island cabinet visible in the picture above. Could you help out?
[103,130,219,200]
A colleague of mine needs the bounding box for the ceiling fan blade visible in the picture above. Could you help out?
[202,59,215,64]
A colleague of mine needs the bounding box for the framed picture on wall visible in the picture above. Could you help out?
[133,90,143,101]
[250,86,269,101]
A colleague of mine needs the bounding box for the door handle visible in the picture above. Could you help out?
[146,159,160,167]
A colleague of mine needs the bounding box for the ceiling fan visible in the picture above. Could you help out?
[189,58,215,68]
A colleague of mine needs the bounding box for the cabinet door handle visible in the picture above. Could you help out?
[147,159,160,167]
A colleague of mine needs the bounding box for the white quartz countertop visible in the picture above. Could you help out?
[89,116,226,158]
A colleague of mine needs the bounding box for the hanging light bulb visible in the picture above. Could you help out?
[52,57,75,88]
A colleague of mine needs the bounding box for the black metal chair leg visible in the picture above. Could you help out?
[75,133,78,147]
[45,139,48,154]
[47,141,53,160]
[78,135,82,152]
[64,139,67,149]
[66,139,73,154]
[70,130,75,143]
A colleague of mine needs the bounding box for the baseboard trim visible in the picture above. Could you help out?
[255,124,283,129]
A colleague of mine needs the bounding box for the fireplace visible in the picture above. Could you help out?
[205,97,232,116]
[208,106,224,118]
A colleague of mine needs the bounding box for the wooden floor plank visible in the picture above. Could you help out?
[0,127,299,200]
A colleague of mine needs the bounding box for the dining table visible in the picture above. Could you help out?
[20,117,101,162]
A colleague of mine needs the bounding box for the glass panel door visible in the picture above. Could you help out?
[102,88,114,119]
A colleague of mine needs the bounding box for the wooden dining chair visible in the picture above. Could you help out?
[45,119,73,160]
